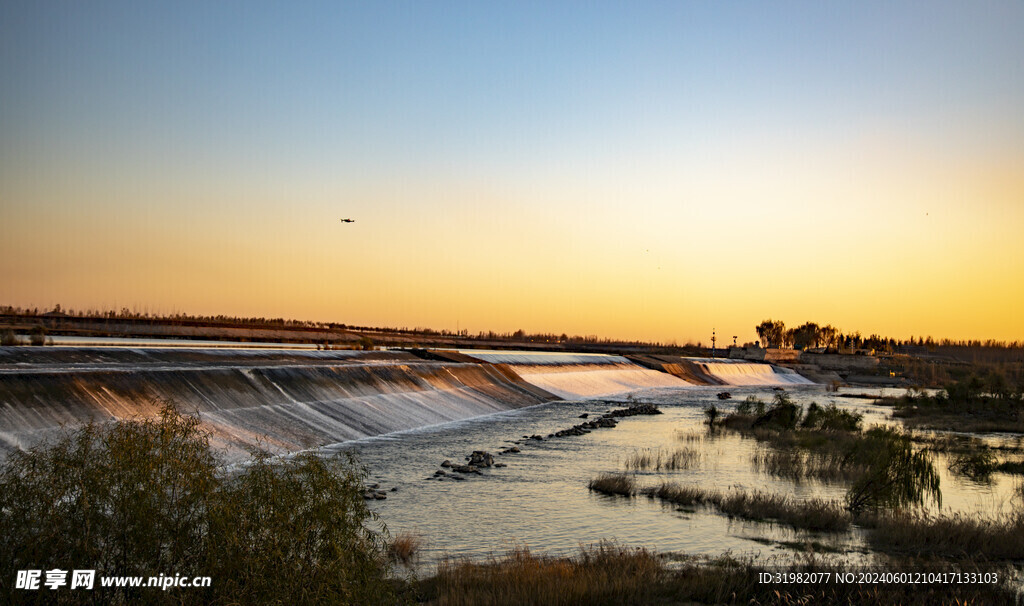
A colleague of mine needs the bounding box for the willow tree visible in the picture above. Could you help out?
[845,428,941,513]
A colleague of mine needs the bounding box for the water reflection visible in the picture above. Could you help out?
[328,385,1021,569]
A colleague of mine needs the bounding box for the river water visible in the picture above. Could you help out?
[330,385,1022,570]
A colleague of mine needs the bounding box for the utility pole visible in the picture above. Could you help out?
[711,328,716,359]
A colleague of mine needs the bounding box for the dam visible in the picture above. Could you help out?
[0,346,814,461]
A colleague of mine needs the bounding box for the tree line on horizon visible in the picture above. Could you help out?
[1,304,1021,352]
[753,319,1023,353]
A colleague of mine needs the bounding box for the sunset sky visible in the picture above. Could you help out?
[2,1,1022,344]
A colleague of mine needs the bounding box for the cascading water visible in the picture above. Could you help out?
[0,347,815,461]
[693,359,815,386]
[456,350,691,398]
[0,348,557,462]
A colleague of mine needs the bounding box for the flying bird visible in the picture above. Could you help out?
[340,218,355,223]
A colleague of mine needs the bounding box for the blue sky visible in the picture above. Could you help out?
[2,1,1023,342]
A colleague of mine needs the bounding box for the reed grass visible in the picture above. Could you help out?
[675,430,706,444]
[422,546,1017,605]
[588,473,635,497]
[715,491,852,532]
[623,447,701,471]
[863,511,1024,561]
[642,482,852,532]
[643,482,708,506]
[430,542,663,606]
[389,531,424,566]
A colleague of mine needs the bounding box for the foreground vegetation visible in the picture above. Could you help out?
[0,406,403,605]
[418,542,1018,605]
[6,396,1023,604]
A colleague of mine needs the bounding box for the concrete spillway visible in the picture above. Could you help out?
[0,347,815,461]
[0,348,557,461]
[692,360,816,386]
[454,351,692,399]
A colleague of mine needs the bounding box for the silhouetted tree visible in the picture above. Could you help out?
[755,319,787,349]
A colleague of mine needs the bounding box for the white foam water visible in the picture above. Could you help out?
[695,360,815,386]
[0,348,813,461]
[457,350,691,398]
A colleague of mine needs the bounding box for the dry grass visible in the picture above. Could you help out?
[389,531,424,566]
[675,430,706,444]
[623,447,701,471]
[588,473,635,497]
[420,547,1018,605]
[715,491,852,532]
[644,482,707,506]
[863,512,1024,561]
[429,542,663,605]
[642,482,852,532]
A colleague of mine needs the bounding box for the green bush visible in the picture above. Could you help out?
[736,395,765,416]
[0,405,399,605]
[801,402,863,432]
[207,450,396,604]
[752,393,802,430]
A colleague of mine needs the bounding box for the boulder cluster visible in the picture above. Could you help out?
[430,403,662,481]
[433,450,507,478]
[362,482,393,500]
[550,415,617,437]
[545,403,661,437]
[603,403,663,418]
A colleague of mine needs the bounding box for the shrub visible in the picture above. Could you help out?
[207,450,395,604]
[996,460,1024,475]
[864,511,1024,561]
[736,395,765,416]
[801,403,863,432]
[752,393,802,430]
[0,405,398,605]
[0,405,217,605]
[1,330,24,346]
[29,325,45,346]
